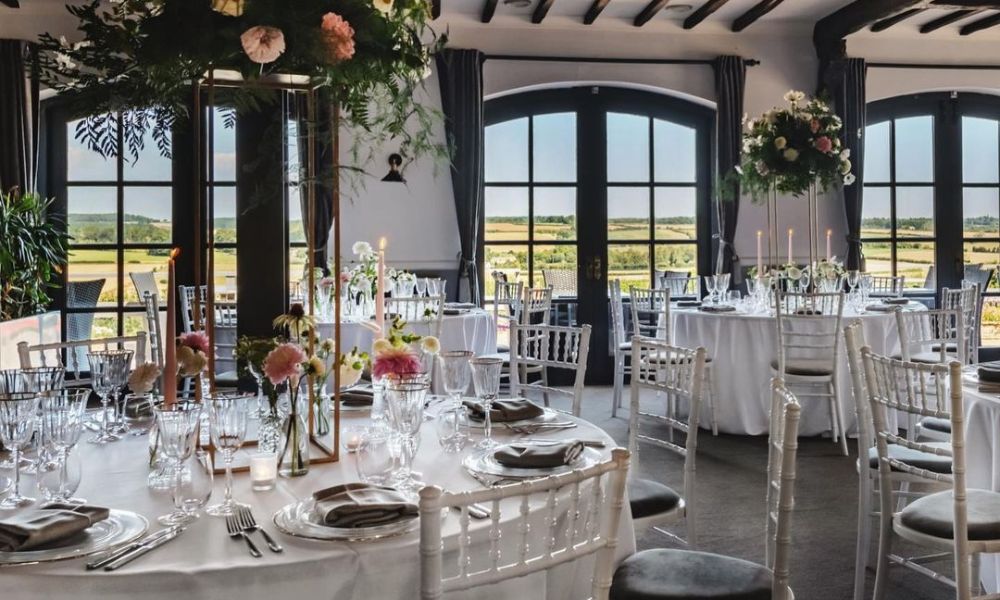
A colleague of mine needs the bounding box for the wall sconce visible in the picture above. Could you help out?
[381,153,405,183]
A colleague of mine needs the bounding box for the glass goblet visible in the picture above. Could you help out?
[169,450,213,525]
[38,389,89,503]
[38,450,82,503]
[155,402,203,525]
[703,275,718,305]
[385,380,427,491]
[87,350,132,443]
[439,350,473,408]
[470,357,503,449]
[436,405,470,453]
[717,273,731,298]
[0,392,40,509]
[415,277,428,298]
[205,393,250,517]
[356,429,395,486]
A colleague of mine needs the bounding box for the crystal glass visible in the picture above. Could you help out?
[38,389,89,503]
[470,357,503,449]
[155,402,203,525]
[16,367,65,475]
[799,270,811,294]
[703,275,718,305]
[717,273,731,298]
[436,405,470,453]
[415,277,428,298]
[169,451,213,524]
[439,350,472,406]
[385,380,427,491]
[87,350,132,443]
[205,394,250,517]
[427,278,440,297]
[0,392,40,509]
[247,362,266,419]
[356,430,396,486]
[38,450,81,503]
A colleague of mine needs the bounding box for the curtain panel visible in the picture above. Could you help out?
[0,39,38,196]
[712,56,746,280]
[289,91,335,274]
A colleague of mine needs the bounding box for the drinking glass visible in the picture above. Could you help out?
[385,380,427,491]
[439,350,473,407]
[0,392,40,509]
[87,350,132,443]
[799,270,811,294]
[38,389,89,503]
[19,367,65,475]
[109,354,134,435]
[38,451,81,503]
[169,451,214,524]
[427,278,440,298]
[727,290,741,306]
[415,278,428,298]
[155,402,203,525]
[122,393,159,436]
[356,429,396,486]
[247,362,266,419]
[717,273,731,298]
[205,394,250,517]
[470,357,503,449]
[703,276,718,305]
[436,405,470,453]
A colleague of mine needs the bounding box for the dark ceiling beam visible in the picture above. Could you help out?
[960,10,1000,34]
[814,0,927,61]
[732,0,786,32]
[0,0,19,7]
[532,0,555,23]
[932,0,1000,7]
[921,8,983,31]
[583,0,611,24]
[683,0,732,29]
[481,0,498,22]
[633,0,670,26]
[870,8,924,31]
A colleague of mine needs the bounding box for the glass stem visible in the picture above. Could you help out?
[101,394,109,437]
[59,448,69,498]
[11,447,20,497]
[484,398,493,442]
[224,451,234,504]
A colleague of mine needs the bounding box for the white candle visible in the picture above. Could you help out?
[249,453,277,491]
[376,237,386,333]
[756,230,763,274]
[826,229,832,260]
[787,229,794,265]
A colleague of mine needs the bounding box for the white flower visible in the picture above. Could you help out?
[843,173,856,186]
[774,136,787,150]
[352,241,373,257]
[72,41,92,51]
[783,90,806,104]
[785,266,803,280]
[339,362,364,388]
[58,35,70,48]
[420,336,440,355]
[373,338,393,355]
[128,362,160,394]
[55,53,76,71]
[373,0,393,14]
[783,148,799,162]
[320,338,335,353]
[840,149,851,160]
[755,160,769,176]
[840,159,852,175]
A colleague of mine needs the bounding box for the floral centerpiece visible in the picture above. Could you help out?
[273,302,316,343]
[348,241,378,299]
[263,342,310,477]
[128,362,161,396]
[372,315,440,380]
[235,335,282,450]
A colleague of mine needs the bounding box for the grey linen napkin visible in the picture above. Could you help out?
[340,388,374,407]
[978,361,1000,384]
[463,398,544,423]
[312,483,418,528]
[493,441,585,469]
[0,503,110,552]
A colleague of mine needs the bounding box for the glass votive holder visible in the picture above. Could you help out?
[342,425,368,454]
[249,453,277,491]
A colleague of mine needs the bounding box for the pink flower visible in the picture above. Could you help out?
[320,12,355,63]
[372,346,422,379]
[178,331,210,355]
[814,136,833,153]
[339,272,351,283]
[319,276,336,287]
[263,343,307,385]
[810,118,820,134]
[241,26,286,64]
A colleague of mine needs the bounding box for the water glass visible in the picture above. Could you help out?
[703,276,718,305]
[38,389,89,503]
[154,402,203,525]
[87,350,133,444]
[385,381,427,490]
[427,278,441,297]
[439,350,473,405]
[356,429,396,486]
[38,451,82,503]
[717,273,731,297]
[436,405,470,453]
[123,393,159,435]
[415,278,428,298]
[170,451,214,524]
[205,393,250,517]
[0,392,40,509]
[470,357,503,449]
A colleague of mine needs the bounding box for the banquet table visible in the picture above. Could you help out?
[670,303,921,436]
[962,377,1000,592]
[3,410,632,600]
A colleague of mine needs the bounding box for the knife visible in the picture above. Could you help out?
[103,527,185,571]
[519,438,607,448]
[86,526,181,571]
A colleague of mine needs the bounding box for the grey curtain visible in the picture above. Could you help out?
[436,48,485,304]
[821,58,866,270]
[0,39,37,195]
[289,91,334,274]
[712,56,747,280]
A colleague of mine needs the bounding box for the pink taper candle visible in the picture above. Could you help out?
[375,237,386,333]
[787,229,793,265]
[826,229,832,260]
[164,248,179,406]
[756,230,763,275]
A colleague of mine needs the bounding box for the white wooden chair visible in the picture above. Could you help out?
[658,274,700,299]
[384,294,446,339]
[491,277,523,354]
[773,290,848,455]
[609,279,630,418]
[419,448,631,600]
[862,350,1000,600]
[865,275,905,298]
[17,333,147,387]
[142,292,164,371]
[505,287,554,393]
[942,286,980,365]
[129,270,159,306]
[178,284,208,332]
[895,307,965,365]
[609,377,800,600]
[509,323,591,417]
[626,336,706,543]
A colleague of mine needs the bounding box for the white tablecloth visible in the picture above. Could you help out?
[4,411,632,600]
[671,307,909,436]
[963,383,1000,592]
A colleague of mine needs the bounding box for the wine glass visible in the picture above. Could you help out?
[19,367,65,475]
[415,277,428,298]
[427,278,440,298]
[717,273,731,299]
[436,405,470,453]
[799,270,811,294]
[109,353,134,435]
[155,402,203,525]
[439,351,472,408]
[169,450,214,525]
[703,276,718,305]
[122,393,158,436]
[385,380,427,491]
[470,357,503,449]
[38,450,81,503]
[0,392,40,509]
[356,429,396,486]
[87,350,132,444]
[38,389,89,503]
[205,393,250,517]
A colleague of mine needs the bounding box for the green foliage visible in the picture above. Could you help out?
[0,191,70,321]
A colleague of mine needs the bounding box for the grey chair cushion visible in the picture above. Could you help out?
[920,417,951,435]
[769,358,832,376]
[619,342,633,351]
[610,548,772,600]
[868,443,952,474]
[889,351,947,364]
[628,478,682,520]
[497,343,510,353]
[900,489,1000,541]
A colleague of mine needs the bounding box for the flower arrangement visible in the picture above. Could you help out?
[128,362,161,394]
[348,240,379,298]
[273,303,316,342]
[739,90,854,197]
[176,332,210,377]
[371,315,439,380]
[338,347,369,389]
[811,258,844,280]
[263,342,309,475]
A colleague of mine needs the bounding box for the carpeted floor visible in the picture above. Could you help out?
[568,386,955,600]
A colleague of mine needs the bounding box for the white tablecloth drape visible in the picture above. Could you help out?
[5,412,632,600]
[670,308,905,436]
[962,384,1000,592]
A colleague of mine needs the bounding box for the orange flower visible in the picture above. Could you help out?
[320,13,355,63]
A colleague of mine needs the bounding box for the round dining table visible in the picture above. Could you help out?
[670,302,921,437]
[4,409,632,600]
[961,377,1000,592]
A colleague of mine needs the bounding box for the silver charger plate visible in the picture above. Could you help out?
[272,498,420,542]
[463,445,601,480]
[467,405,562,429]
[0,509,148,566]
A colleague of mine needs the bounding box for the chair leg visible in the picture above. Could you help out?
[705,365,718,436]
[872,502,894,600]
[854,471,874,600]
[831,380,848,457]
[612,355,623,418]
[971,552,982,598]
[541,367,550,407]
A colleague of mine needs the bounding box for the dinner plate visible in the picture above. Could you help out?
[0,509,148,566]
[463,445,601,480]
[337,385,375,412]
[272,498,424,542]
[466,405,562,429]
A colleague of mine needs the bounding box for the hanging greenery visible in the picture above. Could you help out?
[0,191,69,322]
[34,0,446,164]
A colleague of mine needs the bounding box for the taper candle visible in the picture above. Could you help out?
[826,229,832,260]
[756,230,763,274]
[375,237,386,333]
[164,248,179,405]
[787,229,793,265]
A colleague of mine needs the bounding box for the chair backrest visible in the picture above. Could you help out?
[964,263,994,291]
[942,285,980,364]
[509,323,592,416]
[130,271,159,304]
[629,287,670,342]
[895,307,965,365]
[844,321,876,461]
[520,286,553,325]
[864,275,905,297]
[17,333,147,386]
[609,280,627,351]
[764,378,801,600]
[542,269,576,298]
[142,292,164,370]
[384,294,446,339]
[178,285,209,332]
[659,274,700,299]
[492,279,523,325]
[419,448,631,600]
[774,291,845,374]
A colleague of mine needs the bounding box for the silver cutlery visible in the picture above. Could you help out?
[518,438,606,448]
[226,513,262,558]
[86,525,181,570]
[237,506,282,553]
[506,422,578,434]
[103,527,185,571]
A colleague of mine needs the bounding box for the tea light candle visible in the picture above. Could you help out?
[249,453,277,491]
[342,425,367,453]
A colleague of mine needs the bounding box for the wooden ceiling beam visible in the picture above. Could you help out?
[732,0,786,32]
[683,0,732,29]
[870,8,924,31]
[481,0,499,22]
[583,0,611,24]
[960,10,1000,34]
[921,9,983,32]
[633,0,670,26]
[814,0,927,61]
[932,1,1000,7]
[532,0,555,23]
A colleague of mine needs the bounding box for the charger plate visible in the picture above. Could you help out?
[463,445,601,480]
[0,509,147,566]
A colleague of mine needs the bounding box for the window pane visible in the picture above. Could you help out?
[288,186,305,244]
[655,243,697,277]
[485,244,528,295]
[123,254,168,306]
[607,113,649,182]
[964,241,1000,290]
[214,186,237,244]
[963,116,999,184]
[67,187,117,244]
[534,245,577,297]
[211,107,237,182]
[964,187,999,238]
[653,120,695,183]
[213,248,238,301]
[67,250,115,307]
[896,186,934,237]
[123,187,172,244]
[894,116,933,183]
[654,188,696,241]
[485,118,528,182]
[609,244,650,290]
[861,187,891,238]
[981,297,1000,346]
[65,313,118,345]
[865,121,891,183]
[123,124,171,182]
[608,187,649,240]
[896,241,934,288]
[485,187,529,242]
[288,247,309,296]
[533,113,576,183]
[534,187,575,240]
[67,120,116,181]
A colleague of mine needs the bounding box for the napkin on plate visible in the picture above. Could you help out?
[463,398,545,422]
[882,297,910,305]
[493,441,585,469]
[445,302,477,309]
[0,503,110,552]
[676,300,702,308]
[698,305,736,313]
[312,483,418,528]
[865,304,896,312]
[977,361,1000,384]
[340,387,374,407]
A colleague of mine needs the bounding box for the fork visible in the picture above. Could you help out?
[225,513,262,558]
[238,507,283,553]
[506,422,578,435]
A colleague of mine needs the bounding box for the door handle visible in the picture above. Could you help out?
[585,257,603,281]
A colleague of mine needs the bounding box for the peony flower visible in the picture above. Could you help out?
[420,336,440,355]
[177,345,208,377]
[352,241,373,256]
[373,0,393,15]
[372,346,422,379]
[810,119,820,134]
[844,173,856,186]
[783,90,805,104]
[340,362,364,388]
[773,136,787,150]
[128,362,161,394]
[783,148,799,162]
[840,149,851,160]
[320,12,355,63]
[211,0,244,16]
[179,331,210,355]
[840,159,852,175]
[241,26,286,64]
[263,343,307,386]
[814,136,833,153]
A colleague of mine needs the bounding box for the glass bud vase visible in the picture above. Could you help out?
[313,386,331,437]
[258,405,284,455]
[279,390,309,477]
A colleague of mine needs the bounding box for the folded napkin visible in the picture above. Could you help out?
[340,388,374,407]
[445,302,477,309]
[676,300,702,308]
[699,305,736,313]
[494,441,585,469]
[0,503,110,552]
[312,483,418,528]
[463,398,545,423]
[882,297,910,305]
[977,361,1000,384]
[443,308,465,316]
[865,304,896,312]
